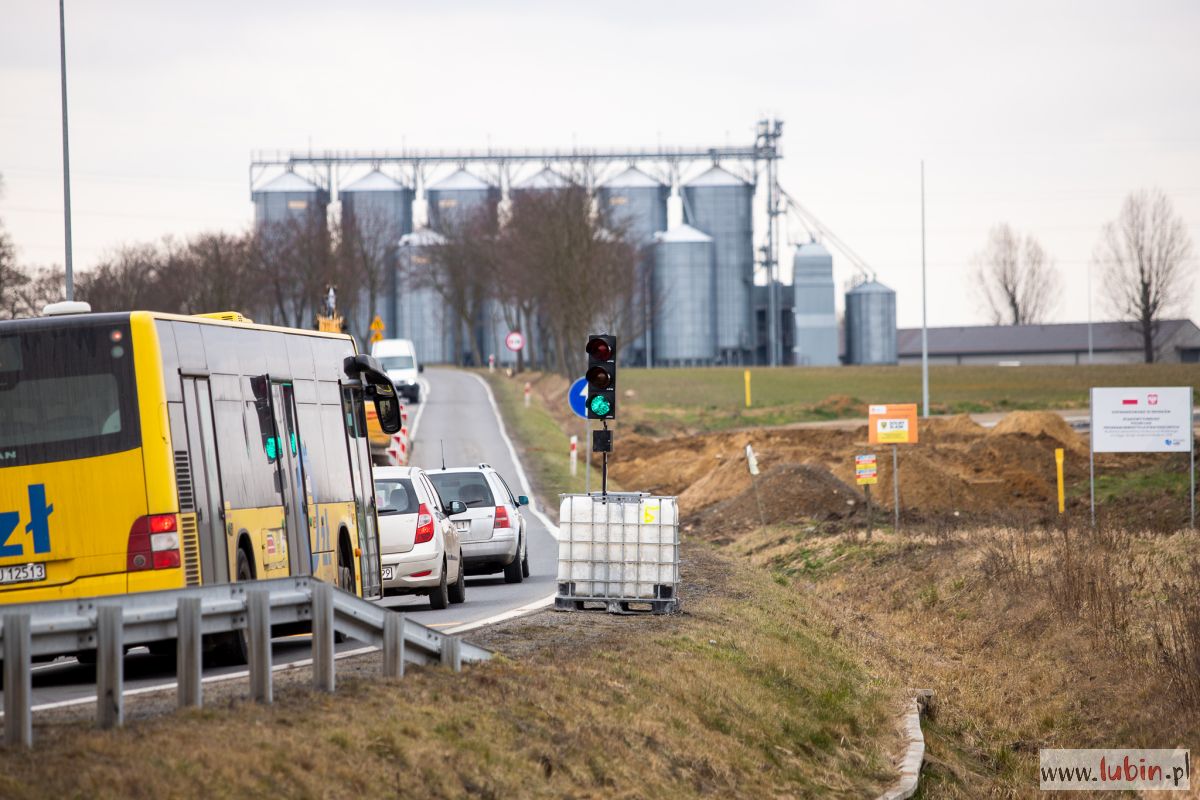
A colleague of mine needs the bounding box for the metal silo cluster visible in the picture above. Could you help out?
[681,166,755,364]
[653,224,716,365]
[844,280,897,364]
[792,242,839,366]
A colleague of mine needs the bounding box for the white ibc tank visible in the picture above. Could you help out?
[557,494,679,600]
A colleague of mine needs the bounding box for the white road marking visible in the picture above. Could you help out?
[467,372,561,540]
[407,377,432,446]
[445,594,555,635]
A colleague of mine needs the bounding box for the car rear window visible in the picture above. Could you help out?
[374,478,419,515]
[428,472,495,509]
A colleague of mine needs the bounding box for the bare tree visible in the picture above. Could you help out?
[973,224,1059,325]
[254,210,339,329]
[417,207,497,367]
[1096,189,1195,363]
[173,231,260,316]
[78,242,177,312]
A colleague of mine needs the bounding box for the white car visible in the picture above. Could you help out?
[426,464,530,584]
[374,466,465,609]
[371,338,422,403]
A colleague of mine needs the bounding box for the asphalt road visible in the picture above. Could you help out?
[8,368,557,713]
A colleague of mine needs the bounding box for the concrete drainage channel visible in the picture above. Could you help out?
[877,690,933,800]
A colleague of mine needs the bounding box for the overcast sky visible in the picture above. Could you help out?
[2,0,1198,328]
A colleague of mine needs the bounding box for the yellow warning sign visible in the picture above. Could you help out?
[369,315,385,343]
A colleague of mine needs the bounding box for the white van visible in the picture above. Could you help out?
[371,338,423,402]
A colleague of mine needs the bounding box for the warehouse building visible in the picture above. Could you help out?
[895,319,1200,365]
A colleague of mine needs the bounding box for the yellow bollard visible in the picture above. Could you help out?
[1055,448,1065,514]
[744,369,752,408]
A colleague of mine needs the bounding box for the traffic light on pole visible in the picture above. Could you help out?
[585,333,617,420]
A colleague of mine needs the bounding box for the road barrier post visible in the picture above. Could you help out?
[383,612,405,678]
[247,590,273,704]
[570,435,578,477]
[96,605,124,729]
[312,581,335,693]
[524,382,531,408]
[3,613,32,748]
[744,369,752,408]
[441,636,462,672]
[176,597,202,708]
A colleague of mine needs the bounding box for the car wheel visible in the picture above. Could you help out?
[448,551,466,604]
[503,545,524,584]
[428,559,450,610]
[521,537,530,578]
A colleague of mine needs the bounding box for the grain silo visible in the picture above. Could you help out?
[397,228,453,364]
[340,170,415,343]
[844,280,897,365]
[252,170,329,227]
[598,166,669,367]
[653,224,716,365]
[792,242,839,366]
[425,169,499,365]
[426,168,500,231]
[682,166,754,363]
[512,167,570,195]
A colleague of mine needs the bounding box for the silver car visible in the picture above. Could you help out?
[426,464,530,584]
[374,466,466,610]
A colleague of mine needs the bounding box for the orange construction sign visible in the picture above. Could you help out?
[868,403,919,445]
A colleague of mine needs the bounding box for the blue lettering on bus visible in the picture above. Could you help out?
[0,485,54,558]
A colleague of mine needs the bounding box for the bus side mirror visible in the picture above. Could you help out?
[373,393,402,434]
[418,364,425,373]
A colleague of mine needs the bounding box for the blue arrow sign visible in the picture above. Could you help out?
[568,376,588,419]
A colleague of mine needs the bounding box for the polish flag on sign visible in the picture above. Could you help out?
[1122,399,1138,405]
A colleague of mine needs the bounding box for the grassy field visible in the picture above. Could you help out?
[615,363,1200,435]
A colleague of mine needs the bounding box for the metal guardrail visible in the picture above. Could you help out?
[0,577,490,747]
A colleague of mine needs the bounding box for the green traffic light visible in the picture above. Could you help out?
[588,395,612,416]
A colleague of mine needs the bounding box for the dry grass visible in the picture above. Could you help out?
[0,547,903,800]
[731,524,1200,798]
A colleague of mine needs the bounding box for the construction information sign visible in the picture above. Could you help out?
[1091,387,1194,453]
[868,404,919,445]
[855,454,878,485]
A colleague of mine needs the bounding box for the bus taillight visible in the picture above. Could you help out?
[128,514,180,571]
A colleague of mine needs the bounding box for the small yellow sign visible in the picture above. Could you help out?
[369,315,385,332]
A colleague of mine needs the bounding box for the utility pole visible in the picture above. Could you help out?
[59,0,75,300]
[920,160,929,418]
[757,119,784,367]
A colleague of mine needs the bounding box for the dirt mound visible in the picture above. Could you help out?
[990,411,1084,452]
[695,462,863,534]
[920,414,987,443]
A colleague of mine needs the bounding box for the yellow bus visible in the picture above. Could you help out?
[0,309,402,624]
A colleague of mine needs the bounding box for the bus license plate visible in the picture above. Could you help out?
[381,566,394,581]
[0,562,47,586]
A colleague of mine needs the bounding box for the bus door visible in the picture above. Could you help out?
[271,382,313,577]
[178,375,226,585]
[342,385,381,599]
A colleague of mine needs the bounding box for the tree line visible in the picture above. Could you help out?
[0,172,1192,365]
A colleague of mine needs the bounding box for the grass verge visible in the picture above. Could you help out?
[0,550,902,799]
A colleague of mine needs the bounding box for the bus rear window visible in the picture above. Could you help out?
[0,323,140,468]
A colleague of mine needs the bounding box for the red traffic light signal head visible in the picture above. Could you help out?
[586,336,613,362]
